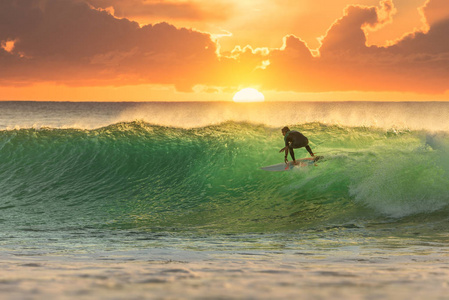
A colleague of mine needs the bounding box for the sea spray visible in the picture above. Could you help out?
[3,101,449,131]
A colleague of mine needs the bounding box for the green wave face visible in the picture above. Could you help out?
[1,121,448,234]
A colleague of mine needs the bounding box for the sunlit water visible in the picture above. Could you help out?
[1,101,449,299]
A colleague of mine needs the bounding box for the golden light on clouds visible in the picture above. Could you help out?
[0,0,448,101]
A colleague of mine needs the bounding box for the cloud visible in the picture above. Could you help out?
[258,0,449,93]
[85,0,233,21]
[0,0,218,89]
[420,0,449,28]
[0,0,448,94]
[392,0,449,55]
[319,0,396,56]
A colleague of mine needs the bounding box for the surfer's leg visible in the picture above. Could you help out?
[305,145,314,157]
[288,145,296,162]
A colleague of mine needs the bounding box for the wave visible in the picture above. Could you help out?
[1,121,449,233]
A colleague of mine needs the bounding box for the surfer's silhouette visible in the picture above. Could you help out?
[279,126,314,164]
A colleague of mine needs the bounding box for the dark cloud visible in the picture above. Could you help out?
[85,0,233,21]
[259,0,449,93]
[422,0,449,27]
[0,0,218,88]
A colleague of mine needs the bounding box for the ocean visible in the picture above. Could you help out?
[1,101,449,299]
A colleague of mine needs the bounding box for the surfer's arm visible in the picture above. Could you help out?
[280,139,292,163]
[279,146,289,163]
[284,147,289,163]
[284,139,296,162]
[289,146,296,162]
[280,143,294,163]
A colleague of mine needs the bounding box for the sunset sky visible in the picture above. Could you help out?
[1,0,448,101]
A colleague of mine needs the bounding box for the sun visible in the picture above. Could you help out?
[233,88,265,102]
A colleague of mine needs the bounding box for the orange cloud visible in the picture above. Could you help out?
[420,0,449,28]
[319,0,396,56]
[85,0,233,22]
[1,0,448,95]
[0,0,218,90]
[257,0,449,93]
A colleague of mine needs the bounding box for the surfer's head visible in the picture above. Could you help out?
[281,126,290,136]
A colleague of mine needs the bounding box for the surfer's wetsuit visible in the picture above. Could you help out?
[284,130,314,161]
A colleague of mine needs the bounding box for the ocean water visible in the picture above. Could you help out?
[1,101,449,299]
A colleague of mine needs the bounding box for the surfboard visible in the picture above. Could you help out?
[261,156,324,172]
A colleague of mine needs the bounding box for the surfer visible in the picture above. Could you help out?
[279,126,314,164]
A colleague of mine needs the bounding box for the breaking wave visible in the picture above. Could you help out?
[1,121,449,234]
